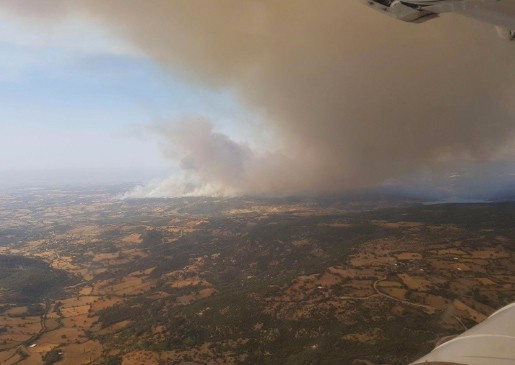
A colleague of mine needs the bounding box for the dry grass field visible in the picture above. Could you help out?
[60,340,102,364]
[0,315,41,348]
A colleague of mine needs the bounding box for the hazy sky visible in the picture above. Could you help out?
[2,1,515,196]
[0,9,254,173]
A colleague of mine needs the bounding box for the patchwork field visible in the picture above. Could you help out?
[0,187,513,364]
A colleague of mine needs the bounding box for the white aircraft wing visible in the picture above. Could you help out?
[411,302,515,365]
[361,0,515,40]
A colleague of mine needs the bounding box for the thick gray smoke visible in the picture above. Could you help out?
[124,119,303,197]
[4,1,515,196]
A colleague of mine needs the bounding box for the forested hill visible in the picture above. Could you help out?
[0,255,75,302]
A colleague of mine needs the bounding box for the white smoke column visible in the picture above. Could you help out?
[153,118,253,196]
[124,118,304,197]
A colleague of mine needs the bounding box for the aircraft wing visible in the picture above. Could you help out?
[360,0,515,40]
[411,302,515,365]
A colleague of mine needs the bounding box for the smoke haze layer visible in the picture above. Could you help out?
[4,1,515,196]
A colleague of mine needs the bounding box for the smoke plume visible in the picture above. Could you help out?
[5,1,515,196]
